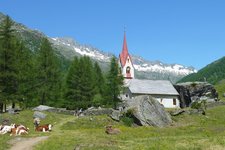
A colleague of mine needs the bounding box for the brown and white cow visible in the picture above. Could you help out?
[0,124,15,135]
[10,124,29,136]
[35,124,52,132]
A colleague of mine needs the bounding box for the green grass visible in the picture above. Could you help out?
[0,110,71,150]
[215,79,225,101]
[2,106,225,150]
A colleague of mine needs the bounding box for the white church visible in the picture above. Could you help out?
[118,33,180,108]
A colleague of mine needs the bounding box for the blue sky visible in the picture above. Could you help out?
[1,0,225,69]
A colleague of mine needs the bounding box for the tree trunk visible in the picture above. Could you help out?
[12,102,15,109]
[41,92,45,105]
[4,103,6,112]
[0,103,3,113]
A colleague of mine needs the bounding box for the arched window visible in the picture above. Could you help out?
[126,66,130,74]
[127,58,129,63]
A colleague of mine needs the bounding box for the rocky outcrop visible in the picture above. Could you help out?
[174,82,218,108]
[124,95,172,127]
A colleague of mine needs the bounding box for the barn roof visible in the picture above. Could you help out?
[125,79,179,96]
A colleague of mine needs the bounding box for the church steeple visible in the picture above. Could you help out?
[118,32,135,79]
[120,32,129,67]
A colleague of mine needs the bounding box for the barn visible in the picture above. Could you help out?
[122,79,180,108]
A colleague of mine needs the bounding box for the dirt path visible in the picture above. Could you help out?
[9,136,49,150]
[8,115,75,150]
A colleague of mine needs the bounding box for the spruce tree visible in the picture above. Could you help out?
[35,38,61,106]
[106,56,124,108]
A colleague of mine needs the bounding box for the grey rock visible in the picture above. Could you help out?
[175,82,218,108]
[32,105,54,111]
[170,109,186,116]
[124,95,172,127]
[8,108,15,114]
[33,111,46,119]
[223,93,225,97]
[83,108,113,116]
[110,110,121,121]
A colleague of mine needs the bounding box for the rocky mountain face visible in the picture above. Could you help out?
[132,56,197,83]
[0,12,197,82]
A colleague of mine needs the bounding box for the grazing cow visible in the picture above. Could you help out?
[105,125,121,135]
[35,124,52,132]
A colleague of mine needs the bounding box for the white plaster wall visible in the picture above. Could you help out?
[122,56,134,78]
[156,98,180,108]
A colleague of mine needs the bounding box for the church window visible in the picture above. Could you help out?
[127,58,129,63]
[173,98,176,105]
[126,66,130,74]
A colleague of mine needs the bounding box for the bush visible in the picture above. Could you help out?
[121,108,135,126]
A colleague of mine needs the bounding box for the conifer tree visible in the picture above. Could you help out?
[92,62,105,106]
[35,38,61,106]
[14,41,35,108]
[65,56,95,109]
[106,56,124,108]
[0,15,18,111]
[65,56,80,108]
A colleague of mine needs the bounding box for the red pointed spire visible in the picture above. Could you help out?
[119,32,129,67]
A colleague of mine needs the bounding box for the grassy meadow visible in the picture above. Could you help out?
[215,79,225,101]
[1,105,225,150]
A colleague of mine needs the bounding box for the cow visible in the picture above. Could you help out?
[0,124,15,135]
[105,125,121,135]
[10,124,29,136]
[0,125,4,131]
[35,124,52,132]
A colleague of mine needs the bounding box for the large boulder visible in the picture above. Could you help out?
[32,105,54,111]
[124,95,172,127]
[174,82,218,108]
[33,111,46,119]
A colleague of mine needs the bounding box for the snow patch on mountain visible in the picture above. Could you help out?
[134,64,197,75]
[51,37,111,62]
[51,37,197,77]
[132,55,197,76]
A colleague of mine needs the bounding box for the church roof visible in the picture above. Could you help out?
[119,32,132,67]
[125,79,179,96]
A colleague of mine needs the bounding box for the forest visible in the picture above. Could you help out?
[0,16,124,112]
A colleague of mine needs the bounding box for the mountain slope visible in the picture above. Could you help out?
[0,12,196,83]
[178,56,225,84]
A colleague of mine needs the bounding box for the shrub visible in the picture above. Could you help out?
[121,108,136,126]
